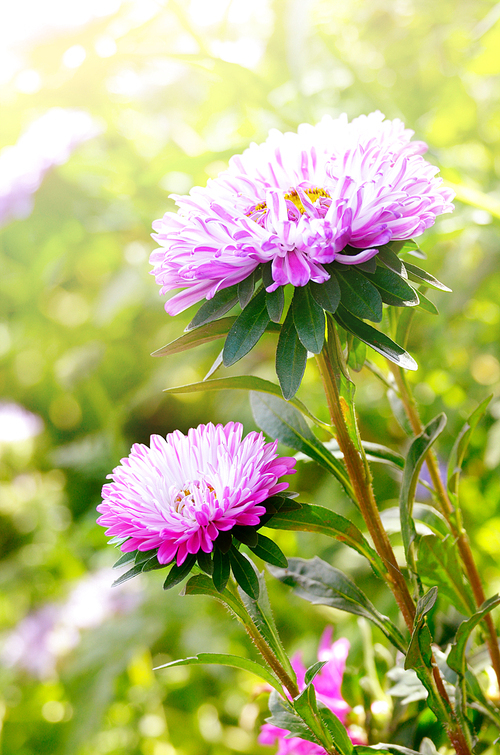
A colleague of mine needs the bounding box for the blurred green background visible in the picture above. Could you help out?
[1,0,500,753]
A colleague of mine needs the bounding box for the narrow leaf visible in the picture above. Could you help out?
[447,396,492,497]
[163,555,197,590]
[347,337,366,372]
[250,533,288,568]
[376,245,407,277]
[334,306,417,370]
[250,392,354,500]
[336,268,383,322]
[238,270,258,309]
[112,562,146,586]
[418,534,476,614]
[223,288,270,366]
[152,316,237,357]
[270,557,406,653]
[404,262,451,292]
[229,546,260,599]
[266,287,285,322]
[266,690,318,744]
[309,273,341,313]
[416,291,438,315]
[212,548,231,592]
[264,502,386,580]
[181,573,248,621]
[380,503,450,539]
[363,267,419,307]
[155,652,283,694]
[292,287,326,354]
[276,307,308,400]
[318,703,354,755]
[113,551,137,568]
[447,594,500,677]
[186,285,239,330]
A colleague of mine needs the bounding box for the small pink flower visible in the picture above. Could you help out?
[151,111,454,315]
[97,422,296,566]
[259,629,365,754]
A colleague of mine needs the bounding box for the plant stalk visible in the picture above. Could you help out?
[389,362,500,693]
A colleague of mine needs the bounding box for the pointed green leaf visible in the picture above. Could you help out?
[334,306,417,370]
[447,396,492,498]
[266,287,285,322]
[309,273,341,313]
[113,551,137,568]
[186,285,239,330]
[292,287,326,354]
[266,691,318,744]
[264,502,386,580]
[212,548,231,592]
[223,288,270,366]
[399,414,447,570]
[404,262,451,292]
[336,268,383,322]
[447,594,500,677]
[354,746,422,755]
[363,267,419,307]
[249,533,288,568]
[381,503,450,539]
[250,392,354,500]
[163,555,197,590]
[347,337,366,372]
[154,652,283,694]
[318,703,354,754]
[270,557,406,653]
[376,245,408,277]
[232,526,259,548]
[197,550,213,575]
[112,562,146,586]
[229,546,260,599]
[181,573,247,620]
[416,291,438,315]
[417,535,476,614]
[152,316,238,357]
[276,307,308,399]
[304,661,327,686]
[238,270,259,309]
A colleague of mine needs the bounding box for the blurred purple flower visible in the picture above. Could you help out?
[1,569,141,679]
[0,402,44,442]
[97,422,296,566]
[151,111,454,315]
[259,629,365,754]
[0,107,101,228]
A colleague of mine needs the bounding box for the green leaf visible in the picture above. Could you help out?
[416,291,439,315]
[404,262,451,292]
[249,533,288,568]
[447,594,500,677]
[163,374,321,427]
[266,287,285,322]
[335,268,383,322]
[276,306,308,399]
[380,503,450,539]
[186,285,239,330]
[112,562,147,586]
[270,557,406,653]
[266,691,318,744]
[229,546,260,599]
[447,396,492,498]
[417,534,476,614]
[163,555,197,590]
[264,502,386,580]
[376,244,408,277]
[181,573,248,621]
[223,288,270,366]
[363,267,419,307]
[347,337,366,372]
[238,270,259,309]
[334,306,417,370]
[399,414,447,571]
[238,571,295,680]
[354,746,422,755]
[309,273,341,313]
[197,550,213,575]
[318,703,354,755]
[304,661,327,686]
[152,316,238,357]
[250,392,354,500]
[212,548,230,592]
[113,551,137,568]
[154,652,283,694]
[292,286,326,354]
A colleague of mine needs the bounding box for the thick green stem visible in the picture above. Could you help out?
[389,362,500,694]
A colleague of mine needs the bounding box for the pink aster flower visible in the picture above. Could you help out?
[151,111,454,315]
[97,422,296,566]
[259,629,365,754]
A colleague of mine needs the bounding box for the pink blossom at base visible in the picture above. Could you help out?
[151,111,454,315]
[97,422,296,566]
[259,629,366,754]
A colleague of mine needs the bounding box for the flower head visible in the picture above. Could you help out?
[97,423,296,591]
[259,629,365,754]
[151,111,453,315]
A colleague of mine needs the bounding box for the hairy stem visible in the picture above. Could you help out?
[389,362,500,693]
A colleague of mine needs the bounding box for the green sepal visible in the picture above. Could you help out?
[292,286,326,354]
[238,269,259,309]
[232,525,259,548]
[186,285,239,330]
[113,550,137,568]
[163,554,197,590]
[404,262,451,292]
[335,268,383,322]
[212,548,231,592]
[215,531,232,554]
[276,306,308,400]
[266,286,285,322]
[249,533,288,568]
[309,273,341,313]
[229,546,260,599]
[197,550,214,575]
[376,244,407,276]
[362,266,419,307]
[112,562,147,587]
[223,287,270,366]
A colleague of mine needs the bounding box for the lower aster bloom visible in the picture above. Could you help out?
[151,111,454,315]
[97,422,296,567]
[259,629,365,754]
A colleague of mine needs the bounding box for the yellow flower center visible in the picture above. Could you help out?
[284,187,330,214]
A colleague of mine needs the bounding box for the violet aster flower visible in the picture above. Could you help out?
[97,422,296,594]
[259,629,365,754]
[151,111,453,316]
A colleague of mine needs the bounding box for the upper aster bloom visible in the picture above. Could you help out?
[97,422,296,570]
[259,629,365,754]
[151,111,454,316]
